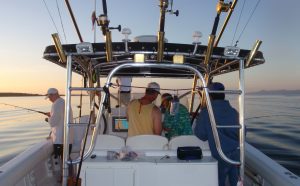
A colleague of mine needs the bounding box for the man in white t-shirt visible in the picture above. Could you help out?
[116,77,132,107]
[45,88,74,159]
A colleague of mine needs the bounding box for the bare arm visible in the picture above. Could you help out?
[152,106,162,135]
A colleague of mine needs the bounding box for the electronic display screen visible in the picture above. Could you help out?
[112,116,128,132]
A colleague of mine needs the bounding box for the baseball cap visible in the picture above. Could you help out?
[146,82,160,94]
[208,82,225,91]
[45,88,58,99]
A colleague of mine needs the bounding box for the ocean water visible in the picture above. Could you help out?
[243,94,300,176]
[0,95,299,176]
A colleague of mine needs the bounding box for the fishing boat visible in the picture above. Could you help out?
[0,0,299,186]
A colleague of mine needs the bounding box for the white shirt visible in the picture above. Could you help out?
[117,77,132,92]
[49,97,74,144]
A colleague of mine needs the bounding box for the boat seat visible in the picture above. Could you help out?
[126,135,168,150]
[94,134,125,150]
[83,134,125,152]
[168,135,210,152]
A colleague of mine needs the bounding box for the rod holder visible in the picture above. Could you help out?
[157,31,165,62]
[51,33,67,63]
[246,40,262,67]
[157,0,168,62]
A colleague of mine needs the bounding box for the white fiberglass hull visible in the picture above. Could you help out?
[0,139,299,186]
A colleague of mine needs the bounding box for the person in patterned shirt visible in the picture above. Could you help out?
[160,93,193,140]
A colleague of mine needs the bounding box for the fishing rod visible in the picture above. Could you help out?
[0,103,48,116]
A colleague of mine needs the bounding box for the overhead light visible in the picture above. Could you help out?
[173,55,184,64]
[224,46,240,57]
[76,42,93,54]
[134,54,145,63]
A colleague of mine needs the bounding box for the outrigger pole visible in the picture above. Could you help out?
[189,0,231,112]
[0,103,48,116]
[65,0,83,42]
[214,0,238,47]
[200,1,231,106]
[64,0,85,118]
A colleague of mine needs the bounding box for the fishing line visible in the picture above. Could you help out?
[56,0,68,43]
[231,0,246,46]
[234,0,261,46]
[110,83,194,92]
[0,103,48,116]
[42,0,60,34]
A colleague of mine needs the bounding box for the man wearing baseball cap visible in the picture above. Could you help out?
[127,82,162,137]
[194,82,240,186]
[45,88,74,160]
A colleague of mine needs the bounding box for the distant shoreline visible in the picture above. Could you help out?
[248,89,300,95]
[0,93,90,97]
[0,93,43,97]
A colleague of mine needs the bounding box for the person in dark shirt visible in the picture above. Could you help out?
[194,82,240,186]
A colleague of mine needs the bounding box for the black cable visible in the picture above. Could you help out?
[75,110,93,186]
[94,103,107,134]
[102,113,107,134]
[103,86,111,113]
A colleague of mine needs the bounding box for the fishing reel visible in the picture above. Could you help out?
[164,0,179,16]
[109,25,121,32]
[167,9,179,17]
[97,14,121,35]
[216,1,231,13]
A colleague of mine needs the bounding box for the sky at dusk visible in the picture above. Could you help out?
[0,0,299,94]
